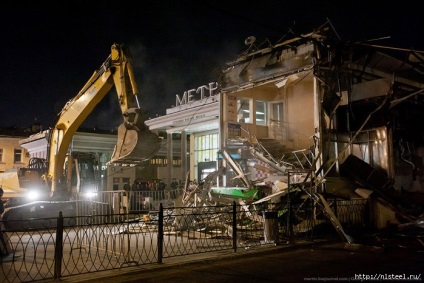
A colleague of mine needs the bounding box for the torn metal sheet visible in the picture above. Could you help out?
[210,187,258,202]
[350,78,392,101]
[220,149,251,188]
[221,43,314,90]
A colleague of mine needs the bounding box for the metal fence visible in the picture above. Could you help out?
[74,189,183,215]
[0,197,368,283]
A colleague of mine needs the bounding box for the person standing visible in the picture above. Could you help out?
[0,187,12,256]
[0,187,6,212]
[124,182,131,192]
[171,178,179,190]
[131,181,138,211]
[133,180,141,191]
[158,180,166,200]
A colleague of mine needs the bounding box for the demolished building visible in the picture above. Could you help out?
[146,20,424,239]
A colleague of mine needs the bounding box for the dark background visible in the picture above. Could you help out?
[1,0,422,130]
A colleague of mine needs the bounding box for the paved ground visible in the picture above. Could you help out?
[40,239,424,283]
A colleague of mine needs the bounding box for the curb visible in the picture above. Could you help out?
[49,239,330,283]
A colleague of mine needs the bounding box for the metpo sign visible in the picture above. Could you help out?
[175,82,218,106]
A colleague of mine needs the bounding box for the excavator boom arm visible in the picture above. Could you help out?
[48,44,159,196]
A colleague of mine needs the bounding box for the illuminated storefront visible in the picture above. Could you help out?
[145,82,221,187]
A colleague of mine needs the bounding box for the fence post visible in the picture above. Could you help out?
[334,199,338,218]
[232,201,237,252]
[158,203,163,264]
[287,173,293,243]
[54,211,64,279]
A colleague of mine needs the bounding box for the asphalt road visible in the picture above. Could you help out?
[59,241,423,283]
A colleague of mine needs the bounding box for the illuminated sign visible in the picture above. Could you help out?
[175,82,218,106]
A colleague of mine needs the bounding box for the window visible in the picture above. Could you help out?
[236,98,267,125]
[0,148,3,162]
[256,100,267,126]
[113,178,120,191]
[195,133,219,163]
[237,98,250,123]
[194,132,219,182]
[272,102,284,122]
[14,149,22,163]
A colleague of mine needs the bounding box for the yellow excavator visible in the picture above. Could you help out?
[2,43,160,207]
[45,43,160,200]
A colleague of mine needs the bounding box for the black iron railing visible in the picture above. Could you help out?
[0,199,368,282]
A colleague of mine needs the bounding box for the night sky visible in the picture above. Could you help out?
[1,0,422,130]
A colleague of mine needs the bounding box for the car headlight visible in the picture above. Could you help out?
[27,190,40,200]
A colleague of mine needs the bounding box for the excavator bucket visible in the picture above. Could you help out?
[110,124,161,164]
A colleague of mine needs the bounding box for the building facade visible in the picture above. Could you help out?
[145,43,318,190]
[0,125,39,198]
[15,128,178,194]
[147,23,424,201]
[0,135,30,173]
[145,82,220,188]
[19,129,118,193]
